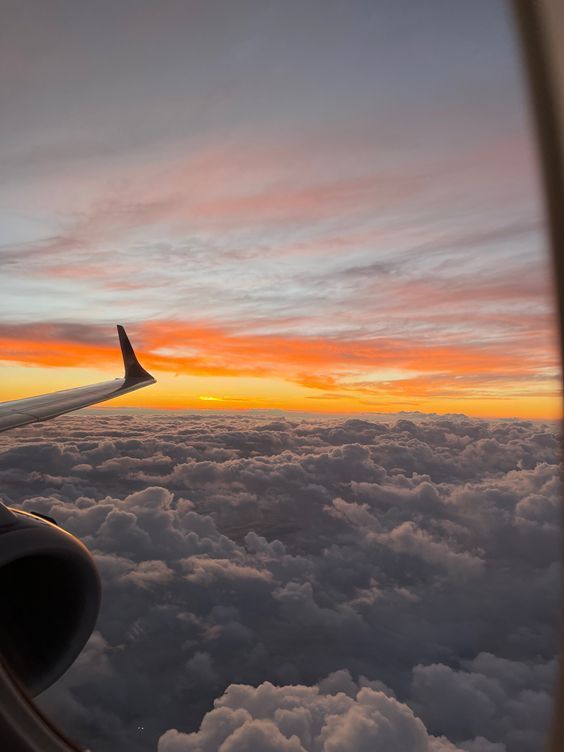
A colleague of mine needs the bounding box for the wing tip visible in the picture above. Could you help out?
[117,325,155,383]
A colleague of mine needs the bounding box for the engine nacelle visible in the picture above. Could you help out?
[0,503,100,696]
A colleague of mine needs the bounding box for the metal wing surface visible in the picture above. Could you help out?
[0,326,156,433]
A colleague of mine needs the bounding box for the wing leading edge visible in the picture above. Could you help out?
[0,325,156,433]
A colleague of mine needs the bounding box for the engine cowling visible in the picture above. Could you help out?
[0,504,100,696]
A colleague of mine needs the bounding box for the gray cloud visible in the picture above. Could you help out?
[0,412,559,751]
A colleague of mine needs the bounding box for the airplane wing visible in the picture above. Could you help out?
[0,325,156,433]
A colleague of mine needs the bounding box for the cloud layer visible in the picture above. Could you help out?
[0,412,559,751]
[0,313,558,419]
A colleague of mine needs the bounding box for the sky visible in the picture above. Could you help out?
[0,0,560,419]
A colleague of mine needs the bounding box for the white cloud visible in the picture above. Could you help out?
[159,678,460,752]
[1,413,557,751]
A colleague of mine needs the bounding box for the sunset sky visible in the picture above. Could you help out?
[0,0,560,419]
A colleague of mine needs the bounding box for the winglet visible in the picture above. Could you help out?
[117,325,155,382]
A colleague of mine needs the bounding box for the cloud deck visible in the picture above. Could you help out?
[0,413,558,751]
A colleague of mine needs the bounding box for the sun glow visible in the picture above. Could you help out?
[0,337,560,420]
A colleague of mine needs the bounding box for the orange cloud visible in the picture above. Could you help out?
[0,319,559,419]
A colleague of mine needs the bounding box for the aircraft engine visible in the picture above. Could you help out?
[0,503,100,696]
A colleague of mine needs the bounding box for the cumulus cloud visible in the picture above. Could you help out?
[158,676,459,752]
[410,653,555,750]
[0,412,559,752]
